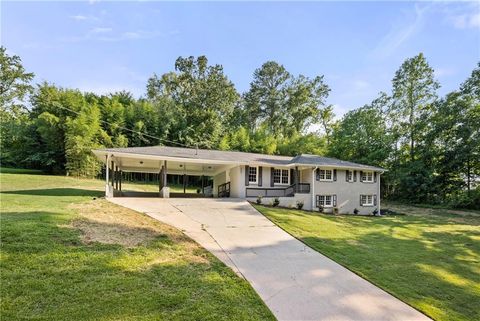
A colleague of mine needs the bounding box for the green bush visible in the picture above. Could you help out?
[272,198,280,207]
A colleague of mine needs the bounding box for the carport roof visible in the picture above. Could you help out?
[93,146,385,171]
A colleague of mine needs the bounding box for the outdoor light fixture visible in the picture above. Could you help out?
[139,161,143,165]
[179,164,183,168]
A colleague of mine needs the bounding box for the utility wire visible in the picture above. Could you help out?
[53,104,192,148]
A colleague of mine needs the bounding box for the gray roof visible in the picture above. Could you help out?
[290,154,384,171]
[94,146,385,171]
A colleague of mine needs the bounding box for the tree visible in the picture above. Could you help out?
[318,105,335,145]
[244,61,290,134]
[0,46,35,166]
[146,56,239,148]
[65,103,103,177]
[0,46,34,112]
[244,61,330,137]
[390,53,440,162]
[329,94,392,167]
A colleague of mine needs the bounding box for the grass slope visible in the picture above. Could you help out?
[0,170,275,321]
[253,203,480,321]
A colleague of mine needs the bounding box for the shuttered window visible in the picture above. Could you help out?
[316,195,337,207]
[317,169,333,181]
[248,166,258,183]
[362,171,374,182]
[273,169,289,184]
[360,194,374,206]
[346,170,353,182]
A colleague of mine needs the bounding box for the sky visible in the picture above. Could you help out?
[2,1,479,117]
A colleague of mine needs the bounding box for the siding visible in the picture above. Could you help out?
[313,169,379,215]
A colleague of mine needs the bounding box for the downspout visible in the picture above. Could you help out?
[311,166,318,211]
[378,171,383,216]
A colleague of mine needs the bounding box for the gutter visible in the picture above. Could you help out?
[311,166,318,211]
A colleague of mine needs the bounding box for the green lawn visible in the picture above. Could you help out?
[253,203,480,321]
[0,170,275,321]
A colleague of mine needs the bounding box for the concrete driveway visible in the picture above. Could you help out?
[109,197,430,321]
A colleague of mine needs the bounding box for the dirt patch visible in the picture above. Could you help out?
[383,202,480,225]
[69,199,195,248]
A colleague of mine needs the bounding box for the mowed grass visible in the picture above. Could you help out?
[0,170,275,321]
[253,203,480,321]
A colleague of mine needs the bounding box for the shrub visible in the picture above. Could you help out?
[353,208,359,215]
[273,197,280,207]
[333,207,339,215]
[256,196,262,205]
[372,209,379,216]
[296,201,304,210]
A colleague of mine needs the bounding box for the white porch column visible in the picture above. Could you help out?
[311,167,317,211]
[105,154,113,198]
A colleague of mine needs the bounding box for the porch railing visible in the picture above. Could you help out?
[218,182,231,198]
[246,183,310,198]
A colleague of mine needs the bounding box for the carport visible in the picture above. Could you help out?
[93,147,237,198]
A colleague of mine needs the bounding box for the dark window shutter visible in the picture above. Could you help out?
[258,166,263,186]
[333,169,337,181]
[316,195,320,207]
[270,168,275,187]
[333,195,337,207]
[345,170,349,182]
[360,171,364,182]
[374,172,377,182]
[316,169,320,181]
[360,195,363,206]
[245,165,249,186]
[354,170,357,182]
[290,168,295,185]
[374,195,377,206]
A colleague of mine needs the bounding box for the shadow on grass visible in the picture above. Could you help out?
[299,229,480,321]
[0,211,275,321]
[0,167,45,175]
[1,188,103,197]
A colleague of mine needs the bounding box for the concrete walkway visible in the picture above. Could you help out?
[109,197,431,321]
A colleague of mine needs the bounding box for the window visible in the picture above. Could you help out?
[248,166,258,183]
[317,169,333,181]
[316,195,336,207]
[346,170,353,182]
[361,194,374,206]
[281,169,289,184]
[273,169,289,184]
[362,171,374,182]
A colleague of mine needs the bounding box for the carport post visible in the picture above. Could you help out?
[163,161,167,188]
[115,166,119,190]
[111,161,114,187]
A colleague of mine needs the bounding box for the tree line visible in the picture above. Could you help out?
[1,47,479,208]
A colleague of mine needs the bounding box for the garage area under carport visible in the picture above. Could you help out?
[93,148,237,198]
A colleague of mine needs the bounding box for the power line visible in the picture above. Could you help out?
[53,104,192,148]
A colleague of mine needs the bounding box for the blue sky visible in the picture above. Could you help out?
[2,1,479,117]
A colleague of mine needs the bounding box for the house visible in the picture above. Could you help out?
[92,146,385,215]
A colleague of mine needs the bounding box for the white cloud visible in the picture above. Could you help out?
[449,13,480,29]
[371,4,430,59]
[70,15,88,21]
